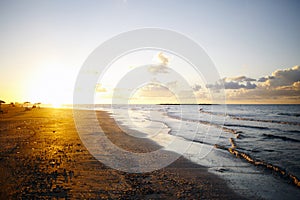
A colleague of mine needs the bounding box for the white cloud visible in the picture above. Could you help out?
[262,65,300,88]
[135,83,173,97]
[157,52,169,65]
[205,66,300,103]
[147,64,170,74]
[192,84,202,91]
[206,77,257,90]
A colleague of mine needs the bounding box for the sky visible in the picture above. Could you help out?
[0,0,299,105]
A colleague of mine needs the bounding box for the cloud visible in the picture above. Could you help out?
[258,77,267,82]
[147,52,172,74]
[166,81,178,89]
[257,76,274,82]
[229,83,300,101]
[226,76,256,82]
[147,64,170,74]
[225,81,256,89]
[192,84,202,91]
[206,81,223,91]
[129,83,178,104]
[135,83,174,98]
[221,65,300,103]
[96,65,300,104]
[277,81,300,91]
[206,77,257,90]
[158,52,169,65]
[95,84,107,93]
[262,65,300,88]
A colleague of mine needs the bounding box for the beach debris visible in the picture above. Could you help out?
[49,160,56,167]
[290,174,300,187]
[69,170,74,180]
[229,138,237,149]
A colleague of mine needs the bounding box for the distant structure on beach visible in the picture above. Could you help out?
[23,102,42,111]
[0,99,5,113]
[23,101,31,111]
[34,102,41,109]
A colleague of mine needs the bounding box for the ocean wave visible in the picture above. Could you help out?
[224,123,300,135]
[290,130,300,134]
[199,109,300,126]
[214,143,300,188]
[232,116,300,126]
[262,134,300,143]
[278,112,300,117]
[224,123,270,130]
[190,138,214,146]
[166,113,241,138]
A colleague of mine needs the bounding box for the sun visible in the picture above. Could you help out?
[26,62,76,106]
[51,102,62,108]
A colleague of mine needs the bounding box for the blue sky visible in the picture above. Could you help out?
[0,0,299,103]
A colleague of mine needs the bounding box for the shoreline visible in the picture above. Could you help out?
[0,107,242,199]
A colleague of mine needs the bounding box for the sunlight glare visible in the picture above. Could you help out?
[27,62,76,105]
[51,101,62,108]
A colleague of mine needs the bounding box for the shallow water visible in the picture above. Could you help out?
[92,104,300,199]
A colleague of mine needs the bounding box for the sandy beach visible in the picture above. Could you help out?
[0,106,241,199]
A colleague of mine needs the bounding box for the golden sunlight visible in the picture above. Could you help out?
[51,101,63,108]
[26,62,76,105]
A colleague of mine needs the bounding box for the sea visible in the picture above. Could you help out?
[72,104,300,199]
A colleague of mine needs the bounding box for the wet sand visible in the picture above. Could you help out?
[0,106,242,199]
